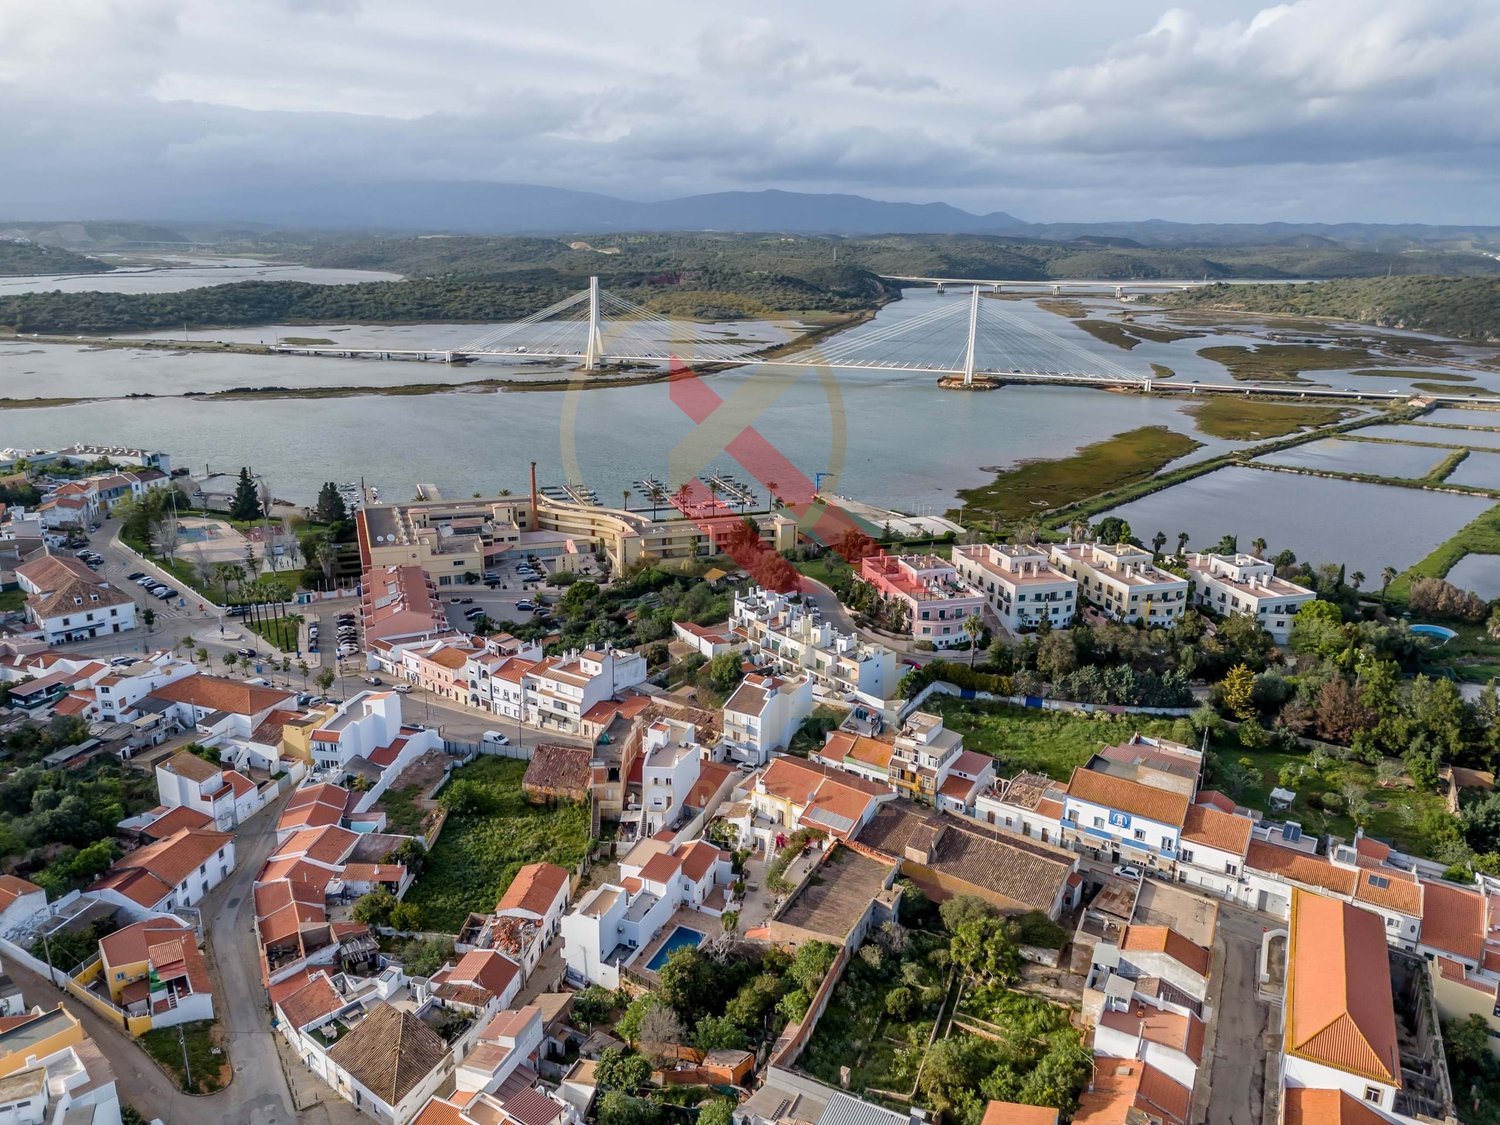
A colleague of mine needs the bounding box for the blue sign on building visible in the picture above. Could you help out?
[1108,810,1132,829]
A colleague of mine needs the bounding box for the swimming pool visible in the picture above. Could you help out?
[645,926,705,972]
[1410,624,1458,645]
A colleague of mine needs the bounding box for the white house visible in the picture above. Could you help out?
[430,949,524,1032]
[951,543,1078,633]
[522,648,648,735]
[639,718,707,836]
[974,772,1067,846]
[1061,767,1191,873]
[14,554,137,644]
[731,588,897,701]
[90,828,236,912]
[1176,799,1254,899]
[672,620,740,659]
[92,655,198,724]
[485,863,572,977]
[0,875,48,935]
[562,839,732,988]
[722,673,813,764]
[1092,1002,1206,1094]
[323,1002,453,1125]
[155,749,264,829]
[1048,542,1189,625]
[1185,552,1316,643]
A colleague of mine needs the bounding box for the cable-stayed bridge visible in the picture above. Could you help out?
[270,275,1151,387]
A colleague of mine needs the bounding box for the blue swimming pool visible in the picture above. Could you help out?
[1411,624,1458,645]
[646,926,705,972]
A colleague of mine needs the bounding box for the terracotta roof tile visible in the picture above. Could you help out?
[1245,839,1357,897]
[1181,804,1252,857]
[1121,925,1211,977]
[1420,880,1486,961]
[1282,1088,1393,1125]
[1066,768,1190,827]
[1286,889,1401,1086]
[496,863,569,918]
[149,674,295,717]
[1353,867,1423,916]
[277,972,344,1030]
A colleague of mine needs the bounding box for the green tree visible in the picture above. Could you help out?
[230,467,263,521]
[594,1048,651,1091]
[314,482,348,524]
[572,985,616,1028]
[351,890,397,926]
[962,612,985,668]
[316,668,336,694]
[693,1014,748,1052]
[1093,517,1132,545]
[141,607,156,633]
[698,1101,735,1125]
[702,651,745,694]
[1220,663,1258,721]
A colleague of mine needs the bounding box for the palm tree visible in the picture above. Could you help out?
[674,483,693,512]
[298,659,310,689]
[962,612,985,667]
[1251,537,1267,559]
[1176,532,1189,558]
[498,488,512,497]
[707,480,721,513]
[649,485,666,519]
[1151,531,1167,559]
[1350,571,1365,592]
[195,647,208,664]
[622,489,631,513]
[1380,566,1397,602]
[766,480,780,510]
[1069,519,1089,543]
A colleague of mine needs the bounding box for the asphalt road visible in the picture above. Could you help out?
[1200,903,1276,1125]
[199,788,302,1125]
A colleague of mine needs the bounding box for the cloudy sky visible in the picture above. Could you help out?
[2,0,1497,223]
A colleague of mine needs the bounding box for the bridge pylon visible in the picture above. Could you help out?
[962,286,980,386]
[583,276,604,370]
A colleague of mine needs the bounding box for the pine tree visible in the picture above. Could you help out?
[315,482,347,525]
[230,467,263,521]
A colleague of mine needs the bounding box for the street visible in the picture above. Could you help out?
[1199,903,1276,1125]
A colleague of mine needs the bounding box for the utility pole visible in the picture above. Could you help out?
[178,1023,192,1091]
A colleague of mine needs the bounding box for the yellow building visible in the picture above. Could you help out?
[0,1007,84,1077]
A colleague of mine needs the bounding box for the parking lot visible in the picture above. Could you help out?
[440,556,562,633]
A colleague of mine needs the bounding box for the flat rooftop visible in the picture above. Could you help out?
[775,846,890,940]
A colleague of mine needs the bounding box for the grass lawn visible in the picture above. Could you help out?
[404,758,591,932]
[928,697,1185,781]
[379,783,429,836]
[792,554,855,588]
[140,1020,229,1094]
[954,426,1203,523]
[0,588,25,613]
[1186,398,1353,440]
[1198,343,1392,382]
[1232,747,1447,855]
[244,613,302,653]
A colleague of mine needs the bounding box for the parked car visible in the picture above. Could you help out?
[236,647,256,657]
[463,607,485,620]
[155,587,177,600]
[515,600,535,612]
[126,571,145,581]
[1112,865,1143,881]
[532,606,550,616]
[449,596,463,603]
[150,584,169,596]
[393,683,412,694]
[459,597,474,604]
[364,675,382,685]
[484,579,502,589]
[109,655,136,666]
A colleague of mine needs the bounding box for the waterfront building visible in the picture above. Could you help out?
[1048,542,1189,625]
[951,543,1078,633]
[730,587,897,701]
[857,551,985,648]
[1184,552,1316,643]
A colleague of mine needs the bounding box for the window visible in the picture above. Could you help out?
[1225,863,1238,875]
[1364,1088,1382,1105]
[1179,847,1195,863]
[1161,836,1172,850]
[1368,874,1390,889]
[1092,817,1105,829]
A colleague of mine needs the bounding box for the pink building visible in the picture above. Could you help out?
[858,552,986,649]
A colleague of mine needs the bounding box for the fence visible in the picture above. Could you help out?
[900,680,1195,723]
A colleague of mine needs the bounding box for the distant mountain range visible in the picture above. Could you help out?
[8,182,1500,249]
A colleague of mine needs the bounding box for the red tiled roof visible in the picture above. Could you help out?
[1286,889,1402,1086]
[278,971,344,1029]
[148,674,295,716]
[142,806,215,840]
[0,875,43,910]
[1121,925,1211,977]
[1066,768,1190,827]
[1282,1088,1392,1125]
[496,863,569,918]
[1245,839,1357,897]
[1181,804,1252,857]
[1420,880,1486,961]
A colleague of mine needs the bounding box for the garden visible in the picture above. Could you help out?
[140,1020,230,1094]
[800,893,1088,1125]
[402,757,591,932]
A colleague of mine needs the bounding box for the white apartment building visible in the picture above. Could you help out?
[731,587,897,701]
[638,717,707,836]
[155,749,264,829]
[1049,542,1189,625]
[1061,767,1191,872]
[523,648,648,735]
[93,655,198,723]
[722,672,813,764]
[951,543,1078,633]
[1184,552,1316,643]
